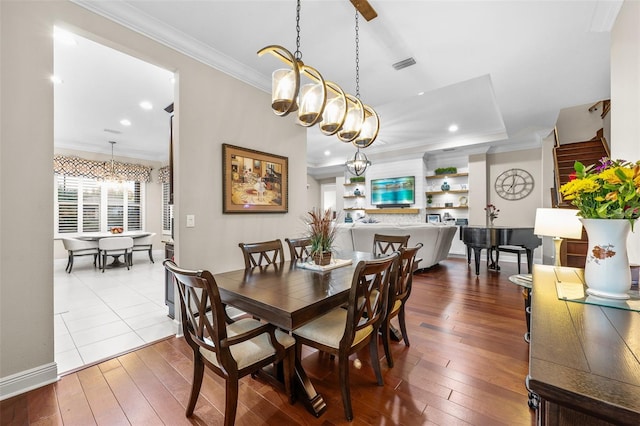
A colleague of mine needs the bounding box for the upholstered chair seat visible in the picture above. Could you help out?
[292,309,373,349]
[98,237,134,272]
[202,318,295,369]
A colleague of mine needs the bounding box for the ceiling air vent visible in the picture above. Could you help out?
[104,128,122,134]
[392,57,416,71]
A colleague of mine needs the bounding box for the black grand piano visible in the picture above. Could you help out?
[461,226,541,275]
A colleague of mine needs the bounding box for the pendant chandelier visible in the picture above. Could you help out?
[345,147,371,176]
[258,0,379,146]
[103,141,122,184]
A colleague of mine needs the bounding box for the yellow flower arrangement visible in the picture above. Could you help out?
[559,157,640,226]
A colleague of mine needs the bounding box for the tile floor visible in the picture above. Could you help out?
[54,250,177,374]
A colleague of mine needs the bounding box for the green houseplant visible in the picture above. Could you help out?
[306,208,338,265]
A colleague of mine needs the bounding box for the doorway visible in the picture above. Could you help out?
[53,27,176,374]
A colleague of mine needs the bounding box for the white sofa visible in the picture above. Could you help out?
[334,222,458,269]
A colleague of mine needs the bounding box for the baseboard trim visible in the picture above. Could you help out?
[0,362,58,401]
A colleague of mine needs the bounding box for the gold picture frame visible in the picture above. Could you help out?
[222,144,288,213]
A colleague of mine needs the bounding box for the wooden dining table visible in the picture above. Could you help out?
[213,251,377,417]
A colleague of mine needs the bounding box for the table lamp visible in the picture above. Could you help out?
[534,208,583,266]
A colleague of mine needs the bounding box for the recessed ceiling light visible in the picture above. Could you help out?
[448,124,459,132]
[139,101,153,110]
[53,28,77,46]
[324,150,331,156]
[50,75,63,84]
[120,119,132,126]
[417,91,425,96]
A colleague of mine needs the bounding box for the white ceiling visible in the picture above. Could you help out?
[57,0,621,176]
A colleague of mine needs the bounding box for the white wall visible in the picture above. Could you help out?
[556,102,607,144]
[0,0,306,397]
[306,174,321,212]
[611,0,640,264]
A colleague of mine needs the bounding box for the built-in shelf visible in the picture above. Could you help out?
[426,206,468,210]
[425,190,468,195]
[343,195,366,199]
[364,208,420,214]
[425,173,469,179]
[344,182,365,186]
[344,208,365,211]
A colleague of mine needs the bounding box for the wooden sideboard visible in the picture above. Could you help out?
[529,265,640,425]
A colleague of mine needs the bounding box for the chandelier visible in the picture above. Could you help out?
[345,147,371,176]
[103,141,122,184]
[258,0,379,146]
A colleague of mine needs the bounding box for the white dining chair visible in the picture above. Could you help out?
[98,237,134,272]
[132,232,156,263]
[61,238,99,273]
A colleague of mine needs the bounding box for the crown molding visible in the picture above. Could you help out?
[72,1,270,93]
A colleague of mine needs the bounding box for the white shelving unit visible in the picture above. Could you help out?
[343,180,367,220]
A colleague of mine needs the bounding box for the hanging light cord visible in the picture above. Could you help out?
[355,9,360,99]
[294,0,302,61]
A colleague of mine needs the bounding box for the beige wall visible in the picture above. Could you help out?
[1,0,305,395]
[611,0,640,263]
[487,149,543,228]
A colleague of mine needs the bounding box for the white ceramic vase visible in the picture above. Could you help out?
[581,218,632,300]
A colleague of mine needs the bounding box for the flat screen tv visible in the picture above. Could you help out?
[371,176,415,207]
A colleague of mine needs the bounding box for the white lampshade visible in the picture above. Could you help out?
[534,208,583,266]
[534,208,583,240]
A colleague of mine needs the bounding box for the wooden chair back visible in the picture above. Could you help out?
[284,237,311,261]
[373,233,409,256]
[342,254,398,350]
[238,239,284,268]
[163,259,294,424]
[392,243,423,305]
[163,260,228,373]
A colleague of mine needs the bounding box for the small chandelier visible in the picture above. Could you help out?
[258,0,379,144]
[345,148,371,176]
[103,141,122,184]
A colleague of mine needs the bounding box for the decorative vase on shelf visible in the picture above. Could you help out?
[441,181,450,191]
[581,218,633,300]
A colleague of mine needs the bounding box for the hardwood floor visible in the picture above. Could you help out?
[1,257,536,425]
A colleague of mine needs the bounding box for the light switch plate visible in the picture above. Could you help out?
[186,214,195,228]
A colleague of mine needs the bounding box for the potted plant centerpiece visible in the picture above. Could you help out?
[306,208,338,266]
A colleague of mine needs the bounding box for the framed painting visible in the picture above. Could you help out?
[427,213,441,224]
[222,144,288,213]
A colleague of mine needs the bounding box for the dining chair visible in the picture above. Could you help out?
[381,243,422,368]
[61,238,99,273]
[131,232,156,263]
[292,253,399,421]
[238,239,285,268]
[373,233,410,256]
[284,237,311,262]
[98,237,134,272]
[163,260,295,425]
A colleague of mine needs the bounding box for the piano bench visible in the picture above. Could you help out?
[497,246,527,274]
